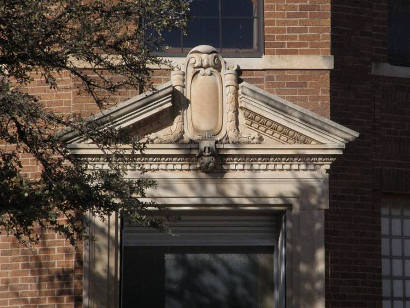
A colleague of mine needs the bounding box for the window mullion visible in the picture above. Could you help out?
[218,0,222,52]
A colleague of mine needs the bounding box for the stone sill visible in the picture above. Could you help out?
[372,62,410,79]
[151,55,334,70]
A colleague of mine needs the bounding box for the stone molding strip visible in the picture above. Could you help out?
[372,62,410,79]
[153,55,334,70]
[70,55,334,70]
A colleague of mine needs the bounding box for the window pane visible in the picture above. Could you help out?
[383,258,391,275]
[222,18,255,49]
[191,0,219,17]
[405,260,410,276]
[388,0,410,66]
[383,238,390,256]
[183,18,220,49]
[122,246,274,308]
[393,259,403,276]
[394,301,404,308]
[165,253,274,308]
[406,280,410,297]
[394,280,403,297]
[221,0,255,17]
[162,29,182,50]
[382,217,390,235]
[403,219,410,236]
[122,247,165,307]
[383,279,392,296]
[392,239,402,256]
[384,300,392,308]
[393,218,402,236]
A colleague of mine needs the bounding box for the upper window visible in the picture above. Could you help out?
[161,0,263,57]
[388,0,410,67]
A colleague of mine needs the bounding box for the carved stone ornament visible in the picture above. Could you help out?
[184,45,240,142]
[147,45,261,147]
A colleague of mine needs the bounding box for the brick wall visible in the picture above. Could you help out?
[264,0,331,56]
[325,0,410,307]
[241,69,330,117]
[0,233,82,308]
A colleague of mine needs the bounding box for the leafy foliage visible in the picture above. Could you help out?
[0,0,189,244]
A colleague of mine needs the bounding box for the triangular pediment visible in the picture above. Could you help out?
[63,80,358,148]
[63,45,358,154]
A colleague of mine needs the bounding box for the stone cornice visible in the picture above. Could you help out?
[73,144,340,172]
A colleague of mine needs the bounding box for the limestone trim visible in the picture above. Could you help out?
[69,55,334,70]
[84,155,335,172]
[372,62,410,79]
[67,143,345,155]
[149,55,335,70]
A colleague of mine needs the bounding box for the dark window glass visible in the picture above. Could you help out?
[222,19,254,49]
[121,246,274,308]
[221,0,254,17]
[162,29,182,52]
[191,0,219,16]
[184,18,220,49]
[388,0,410,66]
[160,0,262,57]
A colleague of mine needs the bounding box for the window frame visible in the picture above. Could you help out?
[156,0,264,58]
[120,212,286,308]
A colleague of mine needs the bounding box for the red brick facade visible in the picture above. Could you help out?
[264,0,330,56]
[326,0,410,307]
[2,0,408,307]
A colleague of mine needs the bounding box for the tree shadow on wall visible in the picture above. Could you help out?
[0,229,83,307]
[0,169,329,308]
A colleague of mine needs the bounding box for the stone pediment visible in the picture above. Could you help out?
[63,45,357,147]
[64,45,358,172]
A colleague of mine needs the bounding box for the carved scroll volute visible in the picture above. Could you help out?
[184,45,226,141]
